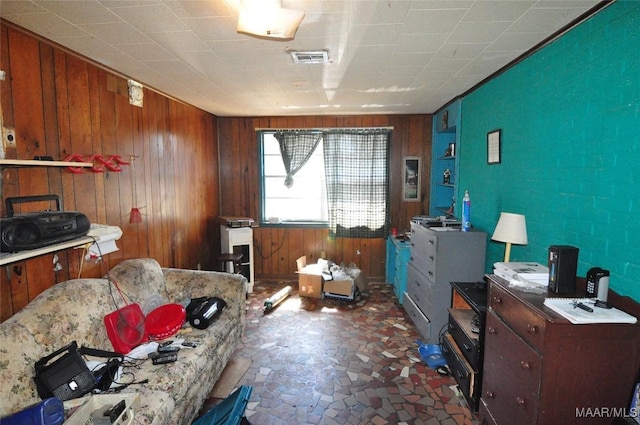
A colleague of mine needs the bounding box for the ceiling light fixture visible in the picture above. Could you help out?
[237,0,304,41]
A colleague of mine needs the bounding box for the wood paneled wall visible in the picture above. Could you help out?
[217,115,432,280]
[0,23,219,321]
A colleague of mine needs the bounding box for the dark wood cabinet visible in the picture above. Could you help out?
[442,281,488,411]
[480,274,640,425]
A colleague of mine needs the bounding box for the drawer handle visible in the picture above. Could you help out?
[429,255,434,261]
[520,361,530,370]
[516,396,526,406]
[428,239,434,245]
[485,391,495,399]
[488,326,497,335]
[492,296,502,304]
[462,343,471,352]
[527,324,539,334]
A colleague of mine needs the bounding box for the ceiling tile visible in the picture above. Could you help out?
[0,0,603,116]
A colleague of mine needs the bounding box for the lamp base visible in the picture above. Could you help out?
[503,242,512,262]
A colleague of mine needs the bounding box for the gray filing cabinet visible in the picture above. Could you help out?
[403,222,486,342]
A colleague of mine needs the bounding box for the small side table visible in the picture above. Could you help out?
[216,253,244,274]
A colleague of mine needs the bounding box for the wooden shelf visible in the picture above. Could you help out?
[0,159,92,168]
[0,236,94,266]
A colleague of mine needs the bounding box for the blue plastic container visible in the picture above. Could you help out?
[193,386,253,425]
[0,397,64,425]
[416,340,447,369]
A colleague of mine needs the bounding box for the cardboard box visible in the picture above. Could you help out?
[296,256,323,298]
[323,278,354,298]
[323,270,368,299]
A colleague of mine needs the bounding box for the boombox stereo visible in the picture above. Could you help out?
[1,211,90,252]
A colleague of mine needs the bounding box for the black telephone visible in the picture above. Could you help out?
[586,267,611,308]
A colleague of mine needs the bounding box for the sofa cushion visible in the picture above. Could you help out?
[122,316,236,407]
[108,258,168,306]
[0,321,50,416]
[11,279,115,351]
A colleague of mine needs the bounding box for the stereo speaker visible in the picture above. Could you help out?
[0,212,90,252]
[548,245,579,294]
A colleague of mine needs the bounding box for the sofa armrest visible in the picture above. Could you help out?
[161,269,246,323]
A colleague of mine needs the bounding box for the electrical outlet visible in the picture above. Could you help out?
[3,127,16,148]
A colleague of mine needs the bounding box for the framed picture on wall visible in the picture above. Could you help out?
[403,156,421,202]
[487,129,501,164]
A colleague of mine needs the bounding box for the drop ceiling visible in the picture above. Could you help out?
[1,0,603,117]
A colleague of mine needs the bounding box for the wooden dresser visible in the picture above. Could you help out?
[480,274,640,425]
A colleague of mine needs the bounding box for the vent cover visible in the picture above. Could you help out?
[289,50,329,64]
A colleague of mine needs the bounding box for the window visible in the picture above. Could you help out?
[259,128,390,238]
[261,131,327,223]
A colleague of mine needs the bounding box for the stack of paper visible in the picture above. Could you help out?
[493,262,549,294]
[543,297,637,324]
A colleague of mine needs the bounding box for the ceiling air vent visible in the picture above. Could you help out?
[289,50,329,64]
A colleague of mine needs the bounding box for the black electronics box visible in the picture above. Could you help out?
[548,245,579,294]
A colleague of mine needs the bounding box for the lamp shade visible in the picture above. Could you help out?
[491,212,528,245]
[237,0,304,40]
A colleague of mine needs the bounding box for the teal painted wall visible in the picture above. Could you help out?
[458,1,640,301]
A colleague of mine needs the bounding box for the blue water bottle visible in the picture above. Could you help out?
[462,190,471,232]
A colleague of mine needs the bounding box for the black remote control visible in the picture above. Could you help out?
[152,353,177,365]
[158,345,180,353]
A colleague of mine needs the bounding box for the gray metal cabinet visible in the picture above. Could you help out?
[404,222,486,342]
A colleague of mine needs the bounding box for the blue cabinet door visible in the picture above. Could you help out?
[386,236,411,304]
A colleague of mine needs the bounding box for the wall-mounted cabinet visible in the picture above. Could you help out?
[430,98,461,217]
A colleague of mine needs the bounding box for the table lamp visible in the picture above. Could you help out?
[491,212,528,262]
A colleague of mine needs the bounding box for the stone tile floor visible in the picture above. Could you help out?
[201,281,479,425]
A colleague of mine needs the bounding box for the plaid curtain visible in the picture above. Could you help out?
[322,129,390,238]
[274,131,322,188]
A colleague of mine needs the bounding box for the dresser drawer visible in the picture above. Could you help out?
[448,309,481,370]
[441,333,478,406]
[406,262,432,309]
[482,311,541,425]
[403,292,432,341]
[410,223,438,265]
[489,282,546,350]
[479,399,497,425]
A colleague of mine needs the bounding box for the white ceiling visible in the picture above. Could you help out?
[1,0,602,117]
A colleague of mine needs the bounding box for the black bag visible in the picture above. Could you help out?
[34,341,97,401]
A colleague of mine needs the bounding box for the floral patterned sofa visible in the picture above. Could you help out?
[0,258,246,425]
